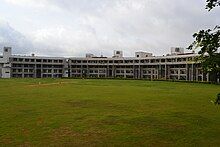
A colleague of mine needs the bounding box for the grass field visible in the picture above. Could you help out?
[0,79,219,146]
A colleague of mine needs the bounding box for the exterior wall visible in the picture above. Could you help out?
[2,66,11,78]
[171,47,184,55]
[10,57,66,78]
[0,63,2,77]
[68,55,208,82]
[135,52,153,58]
[0,47,12,78]
[0,47,211,82]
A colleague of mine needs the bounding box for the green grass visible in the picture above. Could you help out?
[0,79,219,146]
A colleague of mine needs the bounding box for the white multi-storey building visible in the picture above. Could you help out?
[0,47,210,82]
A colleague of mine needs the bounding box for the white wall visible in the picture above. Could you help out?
[0,64,2,78]
[2,67,10,78]
[0,47,12,78]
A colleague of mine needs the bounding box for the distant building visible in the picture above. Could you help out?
[113,50,123,58]
[86,53,96,58]
[135,52,153,58]
[171,47,184,55]
[0,47,210,82]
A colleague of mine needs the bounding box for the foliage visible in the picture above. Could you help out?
[188,0,220,82]
[206,0,220,10]
[188,26,220,74]
[215,93,220,105]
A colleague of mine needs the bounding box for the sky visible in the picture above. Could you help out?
[0,0,219,57]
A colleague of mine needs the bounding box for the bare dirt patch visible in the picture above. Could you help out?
[27,82,76,87]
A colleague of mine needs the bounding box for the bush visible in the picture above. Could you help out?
[215,93,220,105]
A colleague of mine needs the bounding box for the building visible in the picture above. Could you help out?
[0,47,209,82]
[0,47,68,78]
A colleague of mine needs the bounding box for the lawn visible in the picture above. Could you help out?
[0,79,219,146]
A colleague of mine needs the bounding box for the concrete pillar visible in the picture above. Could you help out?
[34,64,37,78]
[178,69,180,80]
[196,68,198,81]
[165,64,167,80]
[151,68,153,80]
[52,66,54,78]
[186,64,188,81]
[22,64,24,78]
[191,64,194,81]
[207,73,209,82]
[202,72,204,82]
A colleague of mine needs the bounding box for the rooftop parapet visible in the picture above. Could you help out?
[135,52,153,58]
[113,50,123,58]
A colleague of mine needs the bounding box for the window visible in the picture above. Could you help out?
[177,58,182,62]
[175,48,180,52]
[167,59,171,62]
[182,58,186,61]
[99,70,106,73]
[150,59,155,63]
[180,70,186,74]
[25,59,29,62]
[13,58,18,61]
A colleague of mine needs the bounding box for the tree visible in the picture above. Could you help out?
[206,0,220,10]
[188,0,220,83]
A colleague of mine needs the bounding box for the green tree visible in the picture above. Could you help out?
[206,0,220,10]
[188,0,220,82]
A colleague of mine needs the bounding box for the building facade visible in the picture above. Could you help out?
[0,47,209,82]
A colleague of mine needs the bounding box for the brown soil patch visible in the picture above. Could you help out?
[27,82,76,87]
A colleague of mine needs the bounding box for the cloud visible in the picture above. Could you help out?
[1,0,220,56]
[4,0,60,10]
[0,20,33,54]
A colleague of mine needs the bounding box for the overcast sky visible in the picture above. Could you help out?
[0,0,219,57]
